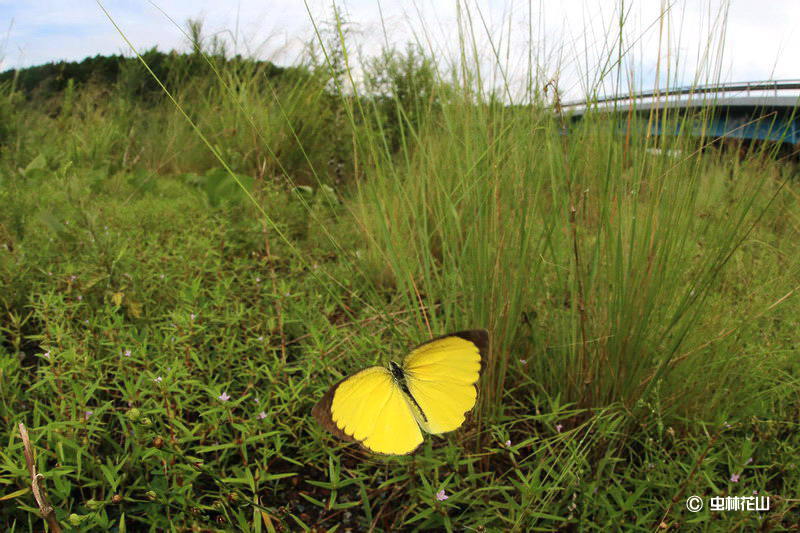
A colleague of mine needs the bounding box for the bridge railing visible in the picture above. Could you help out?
[562,79,800,109]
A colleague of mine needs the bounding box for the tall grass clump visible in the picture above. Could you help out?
[334,5,799,427]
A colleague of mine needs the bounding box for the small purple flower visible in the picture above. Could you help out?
[730,473,740,483]
[746,457,753,464]
[85,410,93,419]
[519,359,527,365]
[435,489,448,501]
[42,351,51,359]
[190,313,196,321]
[69,275,77,282]
[504,440,511,447]
[555,424,563,433]
[257,336,264,342]
[77,295,83,301]
[258,411,267,420]
[154,376,162,383]
[218,391,231,402]
[124,349,131,358]
[253,397,260,404]
[255,277,262,283]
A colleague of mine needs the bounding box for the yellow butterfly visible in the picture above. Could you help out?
[312,330,488,455]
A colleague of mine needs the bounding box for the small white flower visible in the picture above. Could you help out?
[154,376,163,383]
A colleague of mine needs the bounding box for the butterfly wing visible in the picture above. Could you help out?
[312,366,423,455]
[402,330,487,434]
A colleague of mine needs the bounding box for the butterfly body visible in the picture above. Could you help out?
[387,360,428,423]
[313,330,488,455]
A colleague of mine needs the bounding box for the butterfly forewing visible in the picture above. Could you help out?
[326,366,423,455]
[402,331,486,434]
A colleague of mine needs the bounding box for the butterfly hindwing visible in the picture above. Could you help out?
[402,330,487,434]
[313,366,423,455]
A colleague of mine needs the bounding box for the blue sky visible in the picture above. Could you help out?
[1,1,798,100]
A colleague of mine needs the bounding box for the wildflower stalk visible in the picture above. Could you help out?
[18,423,62,533]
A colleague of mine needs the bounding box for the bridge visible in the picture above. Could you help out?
[562,80,800,146]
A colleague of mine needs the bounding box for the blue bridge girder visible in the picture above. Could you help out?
[563,80,800,145]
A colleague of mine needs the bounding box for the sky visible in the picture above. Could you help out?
[1,1,799,101]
